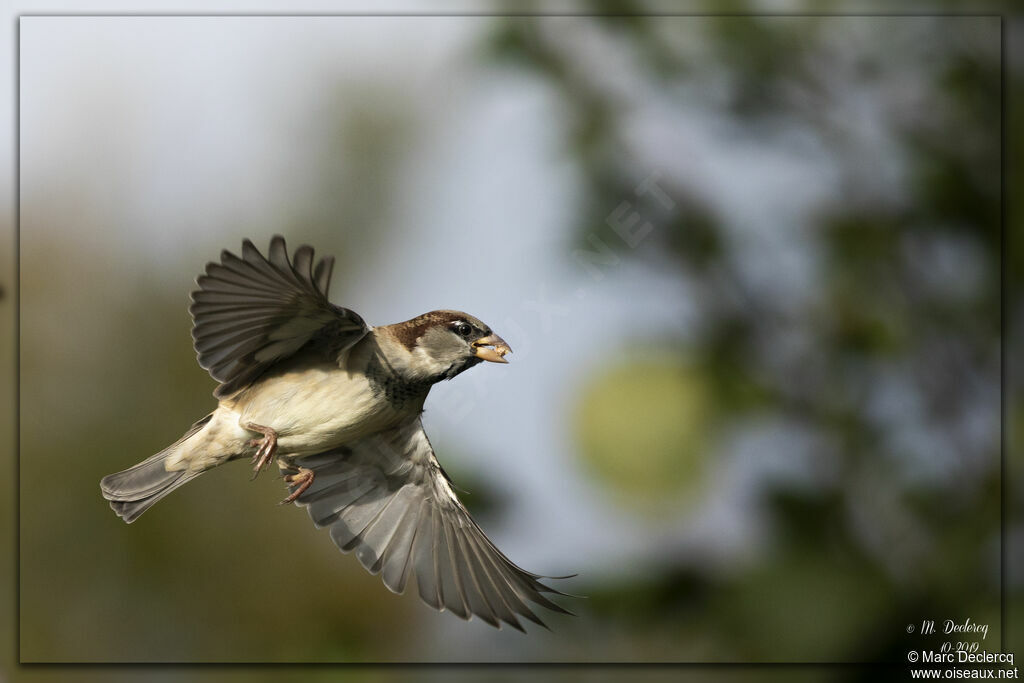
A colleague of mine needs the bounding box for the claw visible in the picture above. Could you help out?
[279,466,315,505]
[244,422,278,480]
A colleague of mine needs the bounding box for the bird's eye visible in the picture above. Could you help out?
[454,322,473,338]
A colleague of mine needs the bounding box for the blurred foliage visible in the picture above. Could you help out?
[485,11,1004,666]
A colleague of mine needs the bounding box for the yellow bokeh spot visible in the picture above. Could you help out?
[573,353,712,512]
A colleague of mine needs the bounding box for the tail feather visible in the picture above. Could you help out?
[104,470,199,523]
[100,414,213,523]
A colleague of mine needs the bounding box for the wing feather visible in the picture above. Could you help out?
[314,256,334,294]
[189,235,368,398]
[380,496,422,593]
[447,514,507,628]
[284,417,573,630]
[357,485,419,574]
[413,503,443,611]
[461,525,529,631]
[437,508,472,620]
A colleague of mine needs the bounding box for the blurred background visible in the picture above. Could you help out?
[5,6,1016,679]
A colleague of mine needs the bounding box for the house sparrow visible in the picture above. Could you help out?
[100,235,571,631]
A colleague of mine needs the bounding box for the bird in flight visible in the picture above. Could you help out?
[100,235,572,631]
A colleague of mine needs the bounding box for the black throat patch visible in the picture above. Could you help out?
[365,353,433,410]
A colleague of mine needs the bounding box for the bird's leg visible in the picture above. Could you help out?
[279,466,315,505]
[245,421,278,479]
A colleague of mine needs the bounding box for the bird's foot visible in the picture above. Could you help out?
[279,466,315,505]
[245,421,278,480]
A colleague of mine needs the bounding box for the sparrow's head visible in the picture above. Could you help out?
[384,310,512,383]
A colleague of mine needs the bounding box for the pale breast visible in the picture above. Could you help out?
[229,353,429,456]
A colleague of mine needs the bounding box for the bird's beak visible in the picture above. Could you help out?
[472,334,512,363]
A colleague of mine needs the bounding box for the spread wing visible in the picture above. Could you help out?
[189,235,368,398]
[284,417,574,631]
